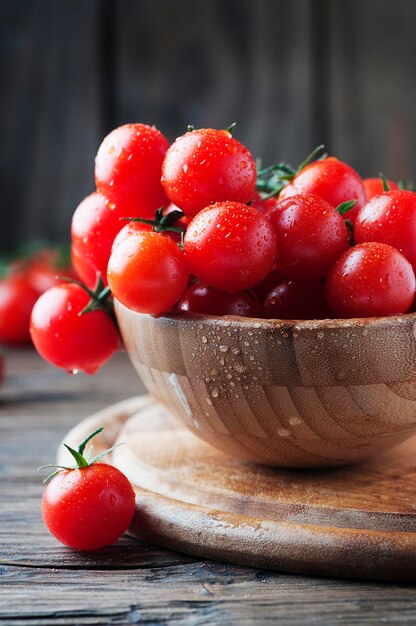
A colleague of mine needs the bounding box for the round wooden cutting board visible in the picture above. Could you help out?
[58,396,416,582]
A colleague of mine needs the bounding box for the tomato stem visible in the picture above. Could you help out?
[336,200,357,216]
[38,427,124,482]
[122,207,186,250]
[296,144,326,174]
[380,173,390,192]
[225,122,237,135]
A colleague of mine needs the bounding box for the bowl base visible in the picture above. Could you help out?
[58,395,416,582]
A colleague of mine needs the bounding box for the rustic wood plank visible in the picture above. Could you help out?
[1,562,416,625]
[0,0,103,252]
[115,0,315,166]
[328,0,416,179]
[3,349,416,625]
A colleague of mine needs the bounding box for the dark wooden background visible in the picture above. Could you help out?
[1,0,415,253]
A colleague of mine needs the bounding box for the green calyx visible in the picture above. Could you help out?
[123,207,186,249]
[255,144,327,199]
[225,122,237,135]
[38,427,122,483]
[398,179,415,191]
[380,173,390,192]
[336,199,357,216]
[58,274,116,323]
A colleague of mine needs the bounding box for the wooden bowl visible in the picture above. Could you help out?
[115,300,416,468]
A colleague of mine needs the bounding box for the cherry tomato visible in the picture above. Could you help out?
[363,177,398,201]
[326,242,415,318]
[279,157,366,223]
[42,464,135,550]
[354,190,416,271]
[95,123,170,219]
[267,194,349,280]
[107,227,189,315]
[26,261,64,295]
[177,282,262,317]
[30,283,120,374]
[252,269,286,301]
[71,192,127,286]
[0,276,39,345]
[263,278,331,319]
[71,244,98,289]
[184,201,277,293]
[161,128,257,217]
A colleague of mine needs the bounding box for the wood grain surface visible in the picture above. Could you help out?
[2,0,416,252]
[116,304,416,468]
[59,397,416,582]
[3,349,416,625]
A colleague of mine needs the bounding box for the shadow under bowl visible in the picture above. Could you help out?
[115,300,416,468]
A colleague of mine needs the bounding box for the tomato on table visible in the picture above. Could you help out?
[0,276,39,345]
[41,427,136,551]
[161,127,257,217]
[184,201,277,293]
[325,242,416,318]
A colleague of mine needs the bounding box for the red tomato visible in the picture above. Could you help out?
[30,283,120,374]
[161,128,257,217]
[354,190,416,271]
[107,228,189,315]
[326,242,415,318]
[363,177,398,201]
[71,244,98,289]
[267,194,349,280]
[42,463,135,550]
[184,202,277,293]
[249,191,269,214]
[253,269,286,301]
[279,157,366,223]
[263,278,331,320]
[95,124,170,219]
[0,276,39,345]
[177,282,262,317]
[71,192,126,286]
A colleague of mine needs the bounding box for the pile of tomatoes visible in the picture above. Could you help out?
[30,122,416,375]
[0,245,74,346]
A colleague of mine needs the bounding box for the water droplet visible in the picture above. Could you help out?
[219,345,228,352]
[278,428,290,437]
[211,389,219,398]
[289,417,301,426]
[202,336,208,344]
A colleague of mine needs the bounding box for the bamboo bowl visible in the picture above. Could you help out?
[115,300,416,468]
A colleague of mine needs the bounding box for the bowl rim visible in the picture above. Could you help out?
[115,300,416,332]
[143,310,416,329]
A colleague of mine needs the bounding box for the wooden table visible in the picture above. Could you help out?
[2,349,416,625]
